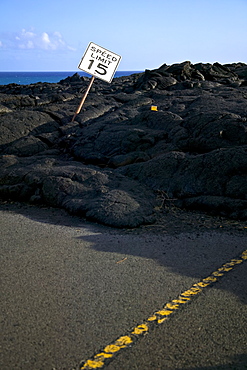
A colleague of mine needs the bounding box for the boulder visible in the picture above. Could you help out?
[0,155,156,228]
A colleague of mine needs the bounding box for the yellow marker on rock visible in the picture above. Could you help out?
[151,105,158,111]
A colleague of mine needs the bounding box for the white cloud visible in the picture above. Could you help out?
[53,31,62,38]
[1,29,76,51]
[21,29,36,39]
[41,32,52,49]
[19,40,34,49]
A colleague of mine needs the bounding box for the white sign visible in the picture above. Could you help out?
[78,42,121,83]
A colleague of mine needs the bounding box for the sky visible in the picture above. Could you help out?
[0,0,247,71]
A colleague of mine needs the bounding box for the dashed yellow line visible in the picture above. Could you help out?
[80,249,247,369]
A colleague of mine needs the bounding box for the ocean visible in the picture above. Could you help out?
[0,71,142,86]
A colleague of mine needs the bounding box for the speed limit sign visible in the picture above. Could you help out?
[78,42,122,83]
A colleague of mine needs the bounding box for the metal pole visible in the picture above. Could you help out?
[72,76,95,122]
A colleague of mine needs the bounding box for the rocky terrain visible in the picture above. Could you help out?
[0,61,246,228]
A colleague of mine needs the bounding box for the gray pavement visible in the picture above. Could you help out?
[0,203,246,369]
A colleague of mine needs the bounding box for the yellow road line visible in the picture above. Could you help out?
[80,249,247,369]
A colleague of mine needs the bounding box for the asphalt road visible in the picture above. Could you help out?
[0,203,246,370]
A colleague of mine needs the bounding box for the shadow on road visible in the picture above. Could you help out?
[179,353,247,369]
[1,201,246,306]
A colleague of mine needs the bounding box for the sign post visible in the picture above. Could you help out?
[71,76,95,122]
[72,42,121,122]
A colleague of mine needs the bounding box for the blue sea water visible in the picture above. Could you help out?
[0,71,142,86]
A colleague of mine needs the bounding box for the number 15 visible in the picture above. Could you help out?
[88,60,108,75]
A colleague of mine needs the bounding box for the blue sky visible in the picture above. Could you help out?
[0,0,247,71]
